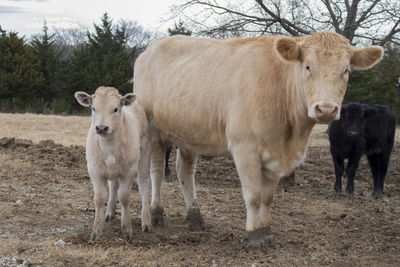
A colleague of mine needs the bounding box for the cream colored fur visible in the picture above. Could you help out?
[134,32,383,233]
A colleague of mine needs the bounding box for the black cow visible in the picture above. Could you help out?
[328,102,396,199]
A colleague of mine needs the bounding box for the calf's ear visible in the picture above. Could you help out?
[121,93,137,106]
[74,91,92,107]
[274,37,301,62]
[351,46,384,70]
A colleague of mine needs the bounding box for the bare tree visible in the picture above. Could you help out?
[119,19,161,50]
[171,0,400,45]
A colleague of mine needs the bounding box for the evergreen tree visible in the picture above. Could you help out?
[30,21,62,110]
[84,13,135,95]
[0,30,44,111]
[168,21,192,36]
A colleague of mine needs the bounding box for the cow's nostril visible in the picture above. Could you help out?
[332,106,338,117]
[315,105,322,115]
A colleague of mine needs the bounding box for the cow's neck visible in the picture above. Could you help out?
[265,64,316,174]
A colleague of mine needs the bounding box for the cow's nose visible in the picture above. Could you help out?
[95,125,109,134]
[349,130,359,137]
[314,103,338,122]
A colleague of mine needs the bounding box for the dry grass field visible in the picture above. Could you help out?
[1,112,400,266]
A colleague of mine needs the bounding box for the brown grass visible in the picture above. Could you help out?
[0,113,90,146]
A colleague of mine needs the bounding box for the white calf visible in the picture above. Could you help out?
[75,86,151,240]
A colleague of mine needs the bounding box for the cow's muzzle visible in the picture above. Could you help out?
[308,101,339,122]
[95,125,109,135]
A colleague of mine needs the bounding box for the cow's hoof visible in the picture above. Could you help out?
[91,231,102,241]
[246,227,275,251]
[151,206,165,227]
[121,230,133,241]
[373,190,383,199]
[105,214,114,222]
[346,192,354,201]
[333,190,341,199]
[186,207,205,231]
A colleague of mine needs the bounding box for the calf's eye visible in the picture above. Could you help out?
[114,108,118,113]
[92,107,96,112]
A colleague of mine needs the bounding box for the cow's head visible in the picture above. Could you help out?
[274,32,383,122]
[339,102,364,138]
[74,86,136,137]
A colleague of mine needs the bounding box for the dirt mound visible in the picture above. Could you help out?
[0,137,400,266]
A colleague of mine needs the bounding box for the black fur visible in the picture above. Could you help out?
[328,102,396,199]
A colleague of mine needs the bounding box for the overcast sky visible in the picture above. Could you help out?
[0,0,180,37]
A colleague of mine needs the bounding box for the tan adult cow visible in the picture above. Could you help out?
[134,32,383,249]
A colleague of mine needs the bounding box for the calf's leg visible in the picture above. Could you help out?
[117,174,134,240]
[90,171,107,240]
[345,152,362,200]
[105,180,118,221]
[331,153,344,198]
[176,149,204,231]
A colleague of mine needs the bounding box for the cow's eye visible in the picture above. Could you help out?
[114,108,118,113]
[92,107,96,112]
[344,69,350,76]
[306,66,311,72]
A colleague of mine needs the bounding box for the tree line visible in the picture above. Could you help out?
[0,13,161,114]
[1,7,400,118]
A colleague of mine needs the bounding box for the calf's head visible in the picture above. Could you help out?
[274,32,383,122]
[74,86,136,137]
[339,103,364,138]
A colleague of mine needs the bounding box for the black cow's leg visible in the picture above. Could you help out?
[345,153,362,200]
[332,153,344,198]
[370,152,390,199]
[164,146,173,182]
[367,154,380,198]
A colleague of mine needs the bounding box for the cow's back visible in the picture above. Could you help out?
[134,35,287,152]
[363,104,396,148]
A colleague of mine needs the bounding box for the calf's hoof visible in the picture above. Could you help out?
[333,190,341,199]
[373,190,383,199]
[186,207,205,231]
[91,231,102,241]
[246,227,275,251]
[151,206,165,227]
[346,192,354,201]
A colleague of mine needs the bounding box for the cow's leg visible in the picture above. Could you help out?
[232,144,274,250]
[367,153,380,198]
[138,138,152,232]
[89,169,107,240]
[117,174,134,240]
[345,152,362,200]
[369,152,390,199]
[150,140,167,226]
[105,180,118,222]
[176,149,204,231]
[331,152,344,198]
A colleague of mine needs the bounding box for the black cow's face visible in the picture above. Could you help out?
[340,103,363,138]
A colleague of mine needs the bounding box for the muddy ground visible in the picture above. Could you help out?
[0,136,399,266]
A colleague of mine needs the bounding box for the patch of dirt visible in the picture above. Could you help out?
[0,137,400,266]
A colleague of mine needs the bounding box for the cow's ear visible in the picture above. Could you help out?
[74,91,92,107]
[351,46,384,70]
[274,37,301,62]
[121,93,137,106]
[363,108,377,118]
